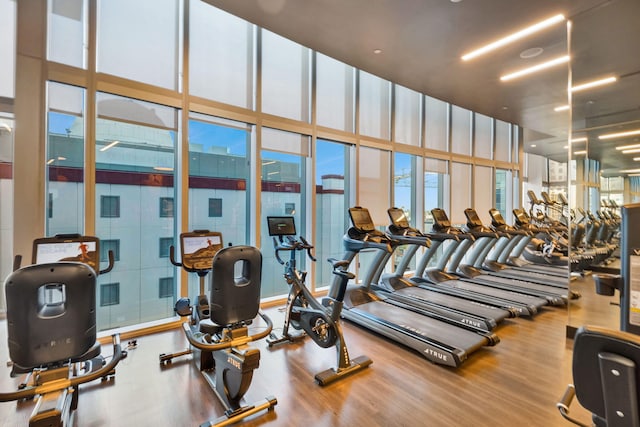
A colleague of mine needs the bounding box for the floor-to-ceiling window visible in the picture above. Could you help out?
[260,128,309,298]
[315,140,351,288]
[94,93,178,329]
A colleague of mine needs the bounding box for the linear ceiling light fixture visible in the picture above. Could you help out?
[620,169,640,173]
[622,148,640,154]
[600,129,640,140]
[461,14,565,61]
[616,144,640,151]
[554,105,570,112]
[574,150,587,155]
[571,137,587,143]
[571,76,617,93]
[500,55,569,81]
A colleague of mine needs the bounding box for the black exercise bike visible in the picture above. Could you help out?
[266,216,372,385]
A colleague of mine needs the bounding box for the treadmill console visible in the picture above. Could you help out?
[430,208,451,230]
[180,231,224,271]
[33,235,100,272]
[489,208,507,227]
[387,207,410,229]
[513,208,529,225]
[267,216,297,236]
[349,207,377,233]
[557,193,568,206]
[464,208,483,228]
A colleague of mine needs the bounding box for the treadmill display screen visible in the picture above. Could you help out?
[349,208,375,232]
[388,208,410,228]
[33,237,99,272]
[431,209,450,227]
[181,232,223,270]
[267,216,297,236]
[489,209,505,225]
[513,209,527,223]
[465,209,482,226]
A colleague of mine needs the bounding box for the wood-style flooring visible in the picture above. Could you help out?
[0,275,609,426]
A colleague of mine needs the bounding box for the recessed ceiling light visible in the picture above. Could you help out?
[373,49,382,54]
[554,105,570,112]
[461,14,565,61]
[450,0,463,3]
[574,150,587,155]
[571,137,587,143]
[531,144,537,148]
[500,55,569,81]
[520,47,544,59]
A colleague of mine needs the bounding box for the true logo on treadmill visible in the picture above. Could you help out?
[461,318,482,328]
[424,348,448,362]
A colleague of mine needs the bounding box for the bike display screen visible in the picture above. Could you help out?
[180,232,223,270]
[267,216,297,236]
[33,235,100,272]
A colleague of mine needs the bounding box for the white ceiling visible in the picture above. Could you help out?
[205,0,640,176]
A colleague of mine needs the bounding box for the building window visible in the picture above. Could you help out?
[158,277,174,299]
[208,198,222,217]
[100,195,120,218]
[159,237,173,258]
[159,197,174,218]
[100,239,120,262]
[47,193,53,219]
[100,283,120,307]
[285,203,295,215]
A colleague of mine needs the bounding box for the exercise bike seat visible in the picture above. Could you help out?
[558,325,640,427]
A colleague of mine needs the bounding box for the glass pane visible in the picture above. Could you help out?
[48,0,87,68]
[495,169,508,219]
[261,29,311,122]
[424,96,448,151]
[450,162,471,224]
[46,83,85,236]
[358,146,390,225]
[316,53,355,132]
[474,165,494,225]
[188,114,251,301]
[260,149,306,298]
[0,0,16,98]
[359,71,391,140]
[394,85,421,146]
[97,0,180,90]
[190,2,254,109]
[474,113,492,159]
[451,106,471,155]
[95,94,177,330]
[0,114,14,313]
[394,152,416,270]
[315,140,350,288]
[495,120,511,162]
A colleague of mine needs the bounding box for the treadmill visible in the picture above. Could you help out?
[486,208,569,278]
[413,208,548,316]
[340,206,499,367]
[364,207,513,331]
[431,208,566,306]
[460,208,569,289]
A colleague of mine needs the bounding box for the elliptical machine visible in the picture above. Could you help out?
[158,230,276,426]
[266,216,372,385]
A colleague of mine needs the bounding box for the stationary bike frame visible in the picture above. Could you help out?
[268,231,371,385]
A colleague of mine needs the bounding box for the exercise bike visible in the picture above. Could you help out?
[266,216,372,386]
[0,234,124,427]
[158,230,276,426]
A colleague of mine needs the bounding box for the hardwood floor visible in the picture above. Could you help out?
[0,276,607,427]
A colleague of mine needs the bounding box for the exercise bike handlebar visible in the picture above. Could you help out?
[182,311,274,351]
[0,334,124,403]
[272,236,317,265]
